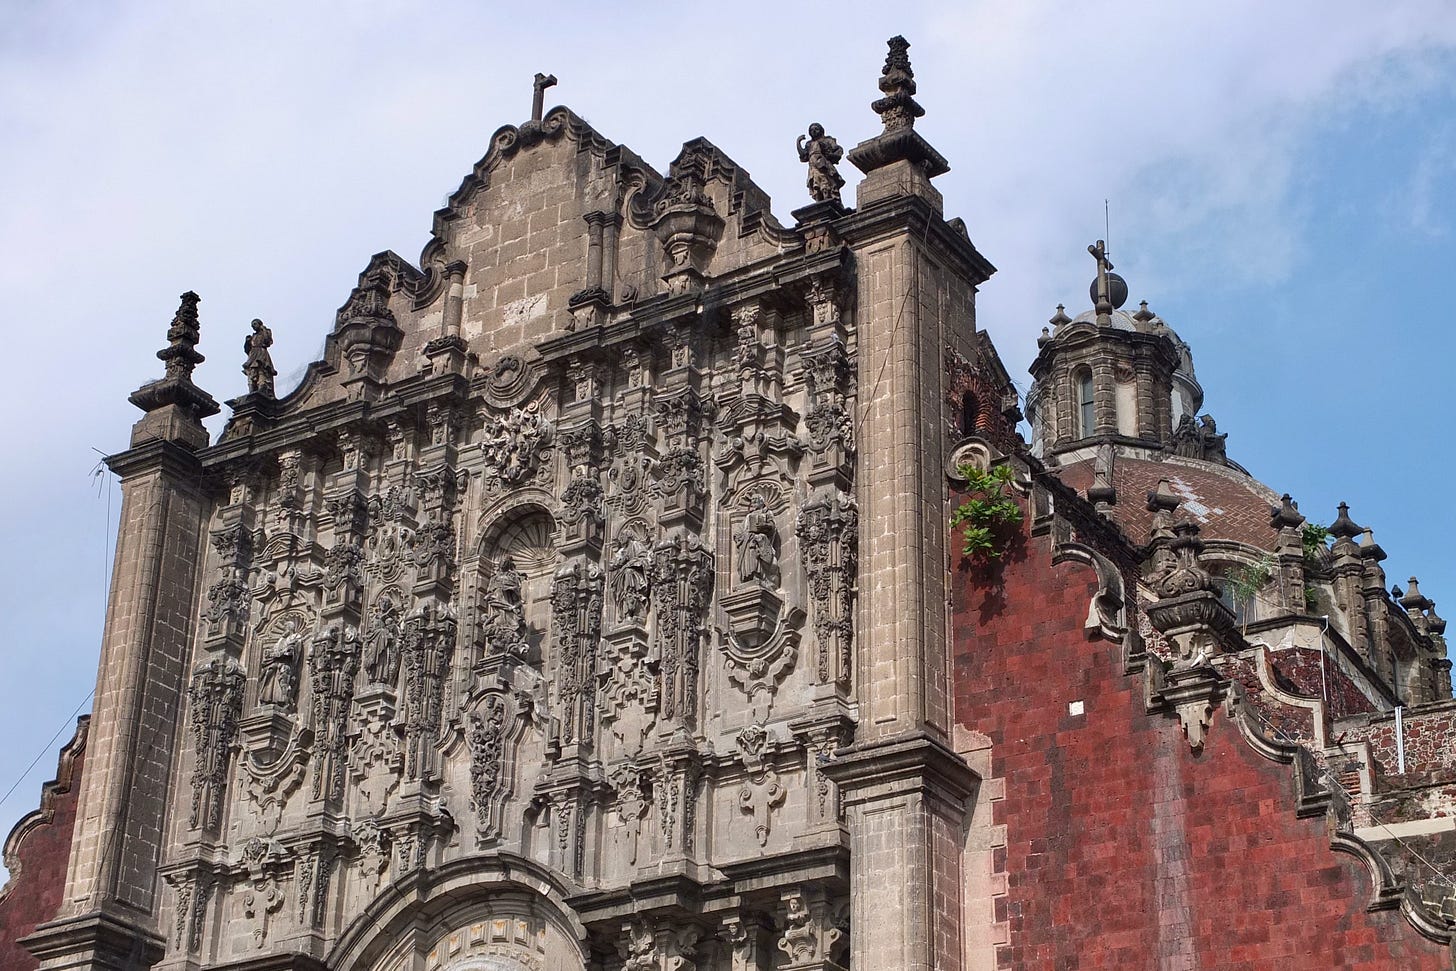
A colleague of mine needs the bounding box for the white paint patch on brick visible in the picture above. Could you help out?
[1166,474,1225,524]
[1068,700,1085,716]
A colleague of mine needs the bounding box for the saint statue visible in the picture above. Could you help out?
[258,618,305,708]
[734,495,779,585]
[796,123,845,205]
[243,318,277,397]
[609,535,651,622]
[482,556,528,656]
[363,596,401,687]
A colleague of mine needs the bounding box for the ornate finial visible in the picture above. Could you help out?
[1132,300,1154,324]
[847,36,949,180]
[872,35,924,133]
[1049,304,1071,327]
[1147,478,1182,514]
[1268,493,1306,530]
[1037,326,1052,347]
[1329,501,1362,540]
[796,123,845,205]
[1153,520,1217,599]
[531,72,557,124]
[1427,601,1446,635]
[128,291,220,425]
[161,291,204,382]
[243,318,277,398]
[1359,528,1387,562]
[1402,577,1431,611]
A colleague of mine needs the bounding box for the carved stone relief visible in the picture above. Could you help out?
[309,622,361,802]
[481,401,554,491]
[187,655,246,830]
[549,558,604,748]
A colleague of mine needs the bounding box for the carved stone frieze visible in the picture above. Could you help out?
[351,816,390,897]
[650,531,714,728]
[777,888,848,971]
[796,490,859,688]
[203,568,251,639]
[237,836,289,949]
[550,558,604,748]
[308,622,361,802]
[399,600,456,781]
[611,762,652,866]
[187,655,246,830]
[620,916,705,971]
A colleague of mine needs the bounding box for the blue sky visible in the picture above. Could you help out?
[2,2,1455,864]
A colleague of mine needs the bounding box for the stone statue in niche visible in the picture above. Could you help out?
[242,319,277,397]
[482,556,529,657]
[257,618,304,709]
[796,123,845,205]
[608,535,652,623]
[734,494,779,586]
[364,595,402,687]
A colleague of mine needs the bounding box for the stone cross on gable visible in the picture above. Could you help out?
[1088,238,1114,318]
[532,72,558,123]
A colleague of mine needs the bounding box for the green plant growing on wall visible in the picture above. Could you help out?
[950,463,1024,560]
[1227,554,1276,620]
[1301,522,1329,565]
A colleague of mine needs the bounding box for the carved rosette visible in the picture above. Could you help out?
[796,490,859,687]
[550,558,604,747]
[399,601,456,781]
[650,532,714,728]
[308,623,360,802]
[187,655,246,830]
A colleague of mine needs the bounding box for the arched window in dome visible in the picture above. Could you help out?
[1074,367,1095,438]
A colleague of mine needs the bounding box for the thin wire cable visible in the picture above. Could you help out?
[1240,696,1456,888]
[0,688,95,811]
[855,179,936,437]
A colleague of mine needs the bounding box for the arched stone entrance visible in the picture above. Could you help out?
[330,854,587,971]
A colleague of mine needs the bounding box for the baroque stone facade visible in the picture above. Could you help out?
[7,34,1456,971]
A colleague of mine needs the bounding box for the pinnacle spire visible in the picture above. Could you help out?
[872,35,924,134]
[128,291,220,428]
[848,36,949,180]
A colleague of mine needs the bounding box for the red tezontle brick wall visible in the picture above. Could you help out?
[951,524,1450,970]
[0,731,85,971]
